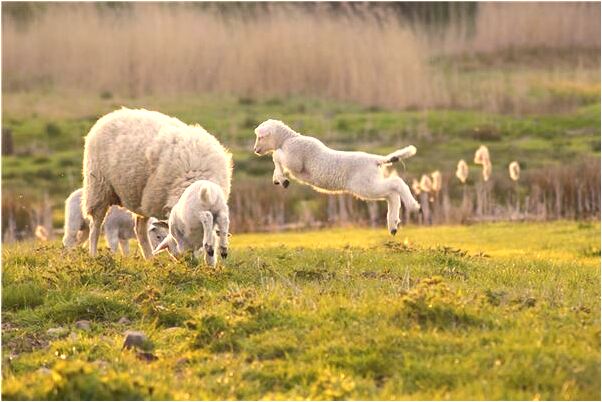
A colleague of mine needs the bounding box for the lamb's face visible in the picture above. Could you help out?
[147,219,169,250]
[152,214,185,260]
[253,120,279,155]
[153,234,180,259]
[253,133,271,155]
[152,208,219,267]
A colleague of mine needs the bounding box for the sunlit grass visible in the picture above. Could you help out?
[2,222,599,400]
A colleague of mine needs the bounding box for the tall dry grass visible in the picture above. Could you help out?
[443,2,600,54]
[3,3,600,111]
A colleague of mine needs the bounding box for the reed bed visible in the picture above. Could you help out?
[3,3,600,111]
[5,158,599,241]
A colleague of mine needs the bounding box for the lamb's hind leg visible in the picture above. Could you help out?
[106,230,120,254]
[352,176,401,235]
[386,194,402,235]
[119,239,130,256]
[135,216,153,260]
[391,177,420,213]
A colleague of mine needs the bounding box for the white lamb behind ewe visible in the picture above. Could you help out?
[63,188,168,255]
[152,180,230,266]
[253,119,420,235]
[82,108,232,263]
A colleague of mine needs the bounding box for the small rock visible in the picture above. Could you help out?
[175,357,189,366]
[36,367,53,375]
[122,331,150,350]
[92,360,109,371]
[75,320,91,331]
[117,317,131,325]
[136,351,158,362]
[47,327,69,338]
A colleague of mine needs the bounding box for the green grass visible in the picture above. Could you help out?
[2,93,600,207]
[2,221,600,400]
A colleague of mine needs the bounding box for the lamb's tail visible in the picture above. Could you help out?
[380,145,417,165]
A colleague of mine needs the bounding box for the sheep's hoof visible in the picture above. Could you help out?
[282,180,290,188]
[204,244,214,257]
[390,228,397,236]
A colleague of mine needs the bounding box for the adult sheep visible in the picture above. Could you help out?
[82,108,232,263]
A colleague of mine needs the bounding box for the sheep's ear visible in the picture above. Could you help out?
[151,220,169,230]
[152,236,171,255]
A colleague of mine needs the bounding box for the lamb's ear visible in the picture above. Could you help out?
[255,124,271,138]
[151,220,169,230]
[152,236,171,255]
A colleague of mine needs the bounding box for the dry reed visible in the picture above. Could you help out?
[509,161,520,182]
[431,171,442,193]
[3,3,599,111]
[455,160,469,184]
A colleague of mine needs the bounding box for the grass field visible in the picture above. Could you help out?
[2,92,600,206]
[2,221,600,400]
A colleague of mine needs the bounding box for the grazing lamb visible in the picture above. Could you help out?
[153,180,230,266]
[82,108,232,262]
[63,188,165,255]
[103,206,136,255]
[253,119,420,235]
[63,188,91,248]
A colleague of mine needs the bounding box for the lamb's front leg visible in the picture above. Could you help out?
[198,211,216,266]
[272,151,289,188]
[216,211,230,259]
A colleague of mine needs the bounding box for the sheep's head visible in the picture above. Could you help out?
[253,119,290,155]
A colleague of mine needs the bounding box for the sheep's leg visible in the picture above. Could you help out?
[135,216,153,260]
[106,230,120,254]
[272,151,289,188]
[77,227,89,246]
[197,211,216,266]
[386,194,402,235]
[390,177,420,213]
[120,239,130,256]
[88,207,108,257]
[204,233,217,267]
[216,212,230,259]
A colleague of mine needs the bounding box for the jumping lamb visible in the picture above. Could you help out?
[63,188,168,255]
[253,119,420,235]
[152,180,230,266]
[82,108,232,263]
